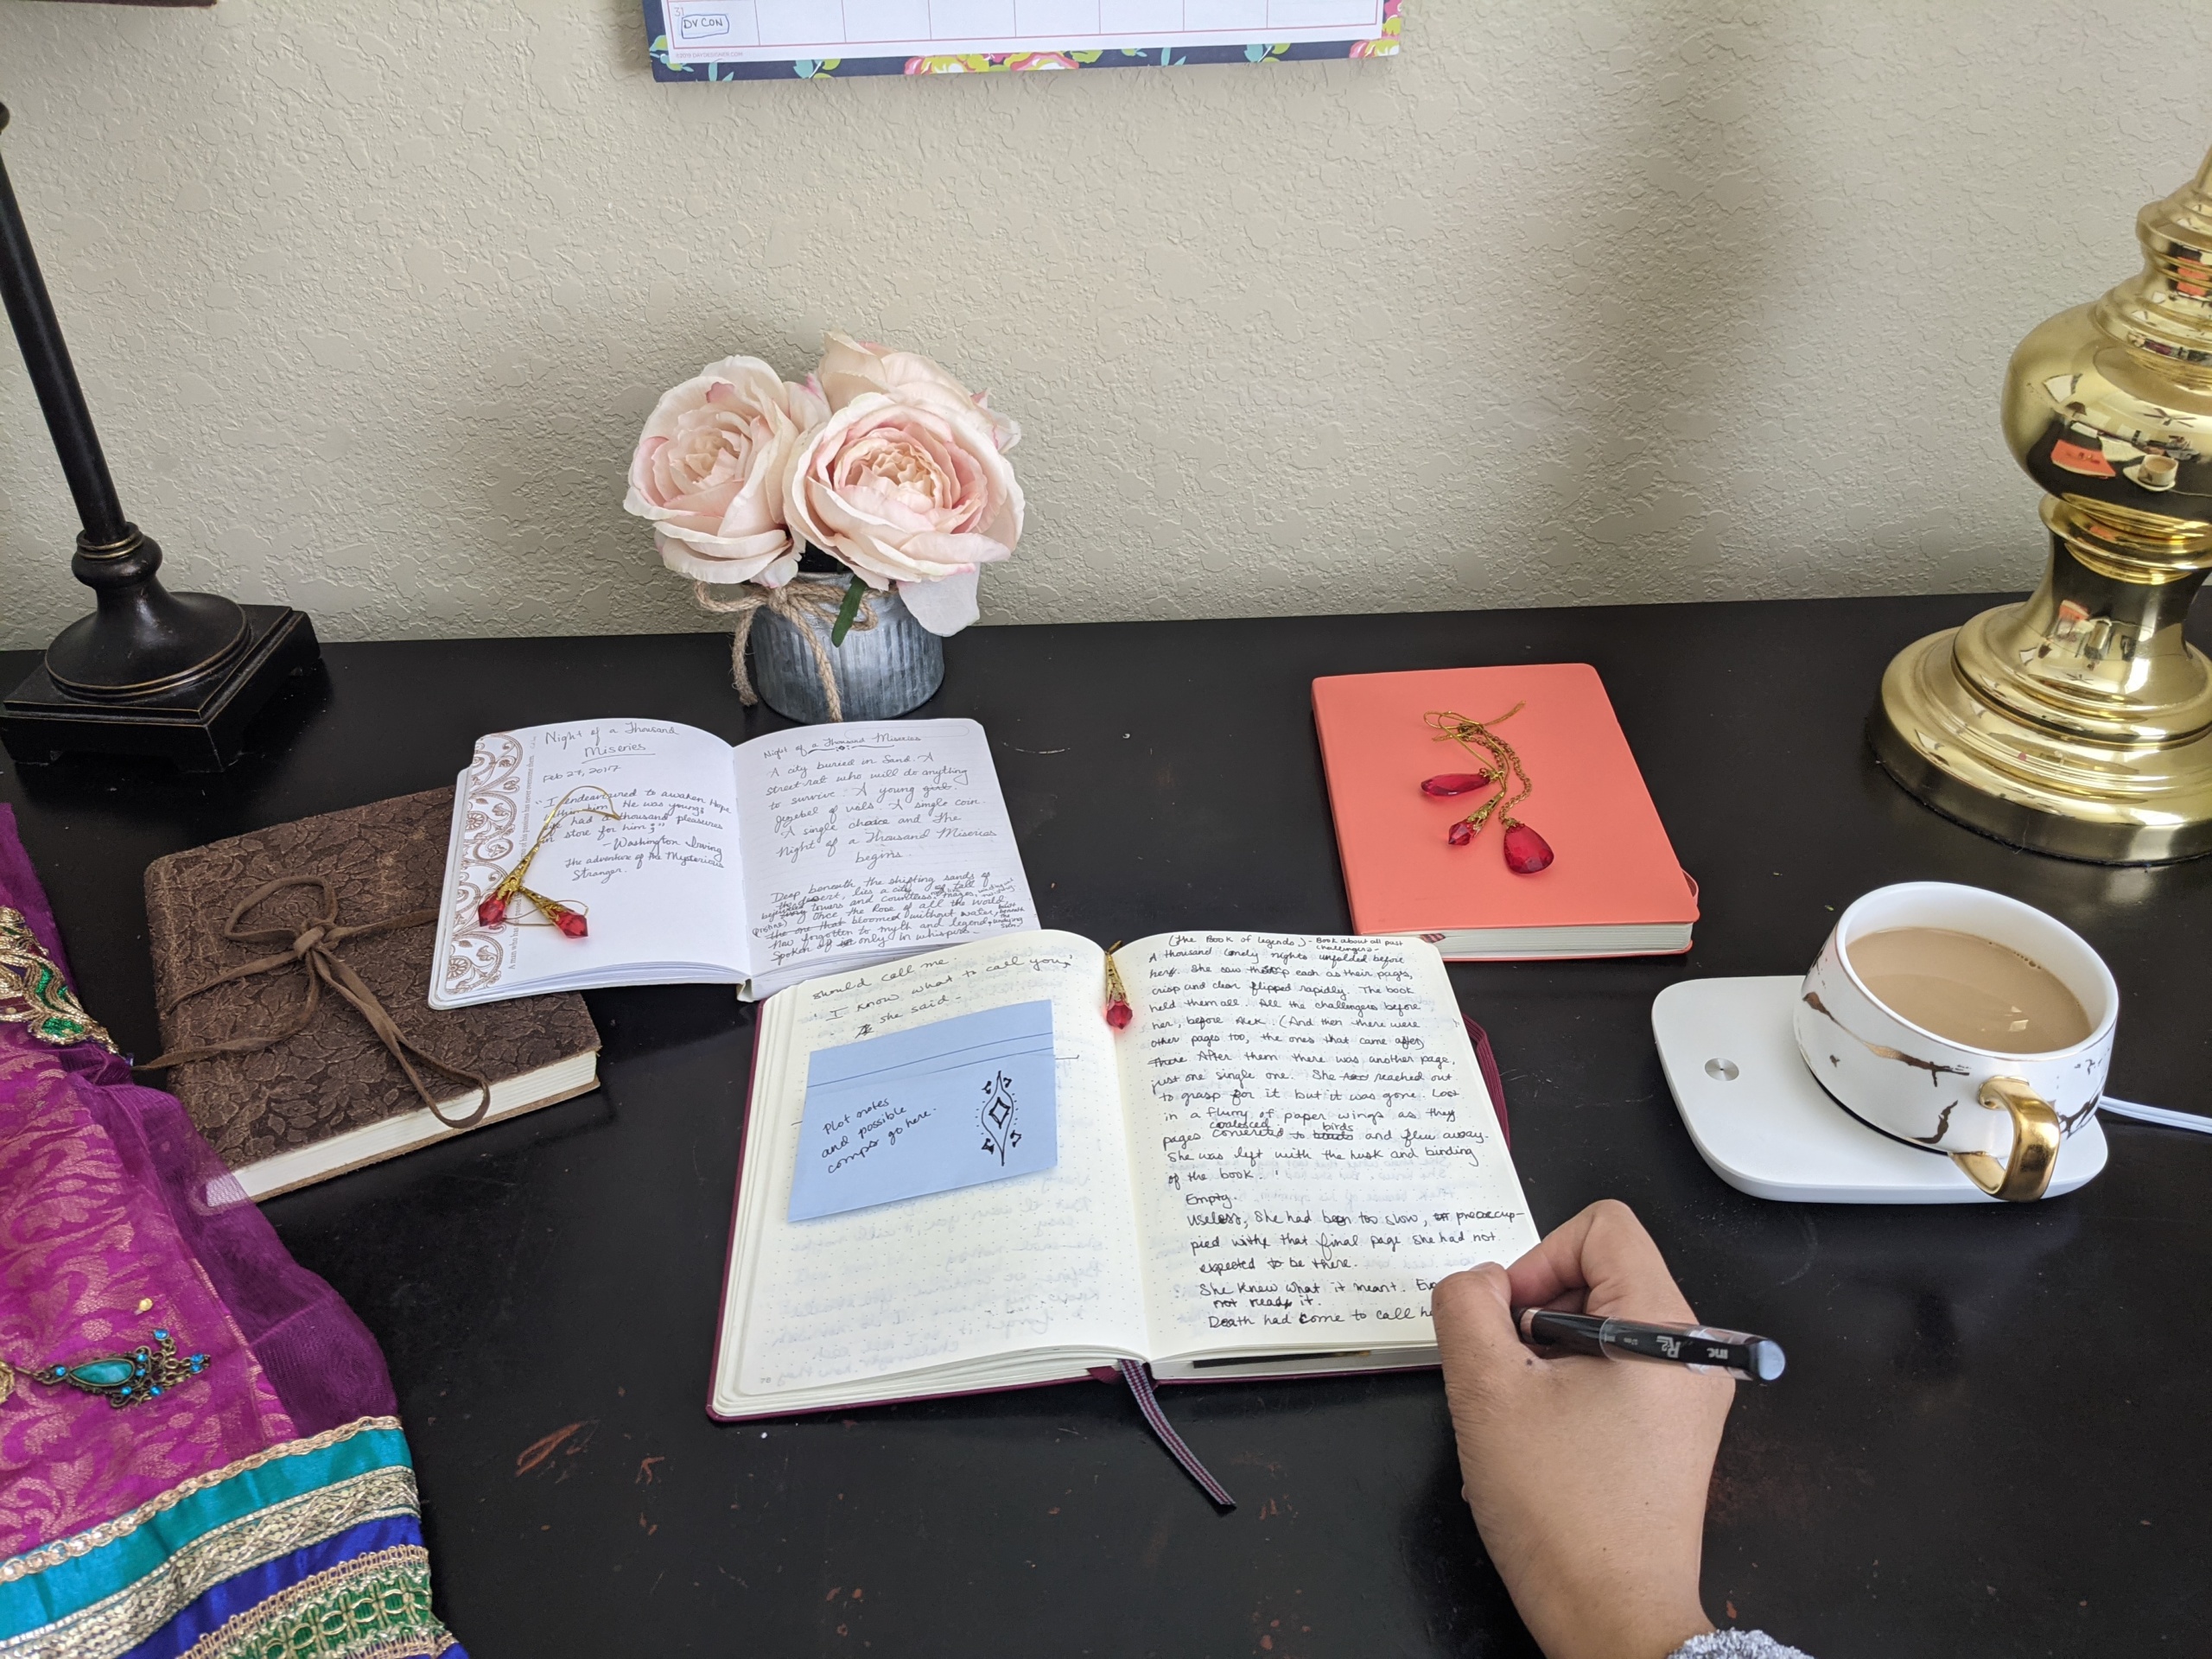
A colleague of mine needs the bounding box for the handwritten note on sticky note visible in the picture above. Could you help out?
[788,1001,1058,1222]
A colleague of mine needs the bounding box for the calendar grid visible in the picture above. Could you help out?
[647,0,1401,79]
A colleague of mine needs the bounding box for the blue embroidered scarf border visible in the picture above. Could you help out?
[0,1417,462,1659]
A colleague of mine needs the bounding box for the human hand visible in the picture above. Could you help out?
[1433,1200,1734,1659]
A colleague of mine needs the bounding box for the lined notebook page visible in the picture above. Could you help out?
[731,720,1038,990]
[717,932,1146,1407]
[1115,933,1538,1363]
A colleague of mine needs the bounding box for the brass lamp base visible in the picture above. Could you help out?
[1870,143,2212,862]
[1871,615,2212,866]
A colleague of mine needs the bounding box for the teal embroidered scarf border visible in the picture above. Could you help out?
[0,1417,454,1659]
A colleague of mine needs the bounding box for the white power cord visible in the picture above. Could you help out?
[2100,1097,2212,1136]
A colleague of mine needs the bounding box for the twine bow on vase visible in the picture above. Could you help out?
[139,874,491,1127]
[694,576,880,722]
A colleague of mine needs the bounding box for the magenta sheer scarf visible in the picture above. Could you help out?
[0,802,398,1556]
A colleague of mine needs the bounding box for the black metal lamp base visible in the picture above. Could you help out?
[1,605,321,772]
[0,105,321,779]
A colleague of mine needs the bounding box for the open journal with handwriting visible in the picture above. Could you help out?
[711,930,1538,1419]
[430,716,1037,1007]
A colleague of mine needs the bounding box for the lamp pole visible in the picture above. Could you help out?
[0,102,319,770]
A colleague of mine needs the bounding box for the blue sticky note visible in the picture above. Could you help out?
[788,1001,1058,1222]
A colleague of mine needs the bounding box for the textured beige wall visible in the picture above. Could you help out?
[1,2,2209,648]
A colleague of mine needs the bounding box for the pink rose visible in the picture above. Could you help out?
[784,380,1023,636]
[812,331,1021,454]
[625,356,829,586]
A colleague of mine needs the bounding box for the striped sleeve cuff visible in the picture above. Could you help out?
[1672,1631,1813,1659]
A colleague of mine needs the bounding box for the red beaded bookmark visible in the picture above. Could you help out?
[1501,822,1554,874]
[1425,705,1554,874]
[477,785,620,938]
[513,887,592,938]
[1103,944,1133,1031]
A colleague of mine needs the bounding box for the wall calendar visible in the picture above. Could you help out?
[645,0,1402,79]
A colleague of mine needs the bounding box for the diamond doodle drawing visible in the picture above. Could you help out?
[979,1069,1020,1166]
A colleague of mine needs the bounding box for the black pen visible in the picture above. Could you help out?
[1516,1308,1786,1383]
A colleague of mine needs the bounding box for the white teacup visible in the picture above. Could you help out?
[1790,882,2117,1202]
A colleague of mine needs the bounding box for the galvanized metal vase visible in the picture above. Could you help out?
[750,574,944,724]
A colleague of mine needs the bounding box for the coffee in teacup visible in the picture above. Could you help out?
[1845,926,2093,1053]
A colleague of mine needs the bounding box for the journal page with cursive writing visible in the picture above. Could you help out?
[709,930,1536,1419]
[1109,931,1536,1378]
[429,716,1036,1008]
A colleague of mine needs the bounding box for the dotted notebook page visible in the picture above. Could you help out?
[1116,932,1539,1363]
[662,0,1389,63]
[726,932,1148,1401]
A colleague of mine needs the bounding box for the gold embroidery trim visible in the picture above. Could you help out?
[0,1465,421,1659]
[0,906,117,1054]
[175,1544,455,1659]
[0,1416,404,1584]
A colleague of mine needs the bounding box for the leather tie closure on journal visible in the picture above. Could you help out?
[138,874,492,1127]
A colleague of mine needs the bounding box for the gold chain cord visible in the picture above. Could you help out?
[1427,704,1534,832]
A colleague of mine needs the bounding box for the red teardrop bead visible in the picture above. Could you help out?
[1105,997,1133,1030]
[1502,823,1554,874]
[556,910,589,938]
[477,895,507,926]
[1446,820,1474,847]
[1422,772,1493,798]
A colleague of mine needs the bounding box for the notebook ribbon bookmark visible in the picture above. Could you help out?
[137,874,493,1127]
[1116,1359,1236,1510]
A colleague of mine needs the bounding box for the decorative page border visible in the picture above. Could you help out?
[644,0,1402,80]
[440,734,527,1000]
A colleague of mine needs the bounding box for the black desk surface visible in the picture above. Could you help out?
[4,594,2207,1659]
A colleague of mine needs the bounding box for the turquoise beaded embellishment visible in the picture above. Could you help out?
[24,1327,209,1409]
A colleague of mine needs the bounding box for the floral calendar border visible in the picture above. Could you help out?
[644,0,1401,80]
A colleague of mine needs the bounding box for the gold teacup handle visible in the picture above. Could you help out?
[1950,1077,2062,1202]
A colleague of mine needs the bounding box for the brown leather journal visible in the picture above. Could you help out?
[143,788,600,1198]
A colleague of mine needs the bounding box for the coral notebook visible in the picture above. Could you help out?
[1313,664,1696,960]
